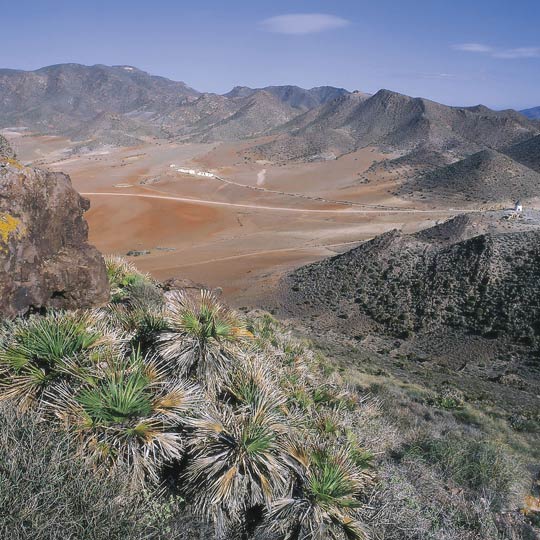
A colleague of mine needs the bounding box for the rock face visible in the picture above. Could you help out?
[0,146,109,318]
[286,211,540,345]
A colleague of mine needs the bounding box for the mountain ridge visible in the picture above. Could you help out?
[253,88,539,163]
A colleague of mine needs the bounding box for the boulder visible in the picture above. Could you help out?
[0,147,109,318]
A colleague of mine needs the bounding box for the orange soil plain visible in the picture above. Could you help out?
[9,132,465,306]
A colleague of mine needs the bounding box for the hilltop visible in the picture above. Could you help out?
[401,148,540,203]
[283,210,540,410]
[225,84,351,111]
[252,89,539,164]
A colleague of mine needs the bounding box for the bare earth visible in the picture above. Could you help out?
[8,132,476,306]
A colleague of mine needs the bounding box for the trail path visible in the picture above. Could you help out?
[166,239,365,269]
[81,191,468,215]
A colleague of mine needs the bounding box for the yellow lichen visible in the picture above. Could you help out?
[0,157,24,170]
[0,212,25,251]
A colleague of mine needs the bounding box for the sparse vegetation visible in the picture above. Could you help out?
[105,255,155,303]
[1,257,538,539]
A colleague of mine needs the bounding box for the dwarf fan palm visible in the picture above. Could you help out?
[225,355,286,410]
[159,290,252,393]
[268,442,372,540]
[47,349,202,485]
[106,302,168,353]
[185,400,292,537]
[0,312,119,410]
[105,255,153,303]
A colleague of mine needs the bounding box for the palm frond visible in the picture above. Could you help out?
[185,401,292,528]
[159,290,252,393]
[46,350,202,485]
[0,312,121,410]
[267,442,372,540]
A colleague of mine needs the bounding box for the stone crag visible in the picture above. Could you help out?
[0,140,109,317]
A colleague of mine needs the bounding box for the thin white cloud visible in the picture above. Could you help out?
[453,43,494,53]
[420,72,458,80]
[453,42,540,59]
[493,47,540,59]
[261,14,350,35]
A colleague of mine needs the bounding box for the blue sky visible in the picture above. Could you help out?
[1,0,539,109]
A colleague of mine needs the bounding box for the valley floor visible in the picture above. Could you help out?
[7,131,531,307]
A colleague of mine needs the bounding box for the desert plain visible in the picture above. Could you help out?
[7,130,494,306]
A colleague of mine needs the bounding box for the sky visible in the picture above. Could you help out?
[1,0,539,110]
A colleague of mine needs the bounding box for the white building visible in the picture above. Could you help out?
[515,200,523,213]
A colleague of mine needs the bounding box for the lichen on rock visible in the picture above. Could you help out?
[0,212,25,251]
[0,136,109,317]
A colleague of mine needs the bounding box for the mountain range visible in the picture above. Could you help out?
[1,63,540,204]
[253,89,538,164]
[0,64,348,144]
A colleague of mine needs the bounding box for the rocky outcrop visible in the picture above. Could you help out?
[286,211,540,345]
[0,146,109,318]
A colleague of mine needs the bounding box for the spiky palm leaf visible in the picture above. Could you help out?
[105,303,168,353]
[159,290,252,393]
[268,442,372,540]
[104,255,153,303]
[185,400,292,535]
[0,312,121,410]
[225,355,286,410]
[47,350,202,485]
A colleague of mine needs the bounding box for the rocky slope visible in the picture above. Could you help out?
[286,211,540,339]
[0,138,109,317]
[503,133,540,173]
[0,134,14,159]
[401,149,540,203]
[193,91,299,142]
[283,211,540,388]
[254,89,539,163]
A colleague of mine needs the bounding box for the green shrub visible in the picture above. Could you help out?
[405,434,520,498]
[0,311,118,410]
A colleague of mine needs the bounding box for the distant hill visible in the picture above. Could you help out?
[1,62,540,192]
[284,211,540,382]
[253,89,539,163]
[0,64,199,135]
[502,134,540,173]
[402,149,540,203]
[224,85,351,111]
[521,106,540,120]
[0,64,337,145]
[193,91,299,142]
